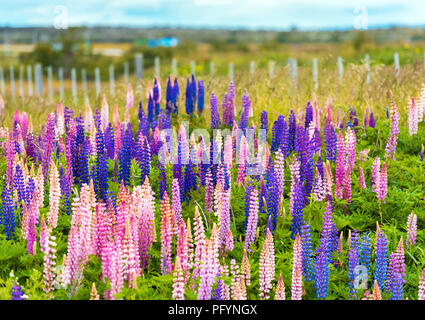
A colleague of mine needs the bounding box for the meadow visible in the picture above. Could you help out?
[0,57,424,300]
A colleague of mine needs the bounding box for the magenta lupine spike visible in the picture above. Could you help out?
[244,188,259,252]
[42,113,56,179]
[125,83,134,112]
[205,168,214,213]
[275,149,285,198]
[172,256,185,300]
[47,161,61,229]
[291,233,303,300]
[385,96,400,160]
[172,178,182,223]
[236,134,247,186]
[259,228,275,300]
[335,131,345,199]
[372,157,381,193]
[42,228,57,294]
[160,192,173,275]
[179,124,189,165]
[343,166,352,203]
[406,211,417,249]
[65,136,73,183]
[418,269,425,300]
[408,98,418,136]
[358,166,366,189]
[313,168,324,202]
[377,162,387,202]
[92,201,106,258]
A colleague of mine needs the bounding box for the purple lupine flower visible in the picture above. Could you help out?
[288,110,297,153]
[348,230,360,299]
[305,102,314,129]
[290,177,304,240]
[197,80,205,113]
[41,113,56,180]
[301,222,315,282]
[11,281,24,300]
[260,110,268,137]
[315,241,329,299]
[239,90,250,130]
[374,230,388,290]
[210,92,221,129]
[244,188,259,252]
[324,123,337,162]
[406,212,417,249]
[360,233,371,278]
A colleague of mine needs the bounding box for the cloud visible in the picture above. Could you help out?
[0,0,423,29]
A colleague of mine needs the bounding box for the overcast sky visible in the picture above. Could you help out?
[0,0,424,30]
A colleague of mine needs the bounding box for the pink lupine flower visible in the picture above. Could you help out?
[225,229,234,252]
[205,168,214,213]
[377,162,387,202]
[408,98,418,136]
[345,127,356,172]
[291,234,303,300]
[313,168,324,202]
[172,178,182,223]
[259,228,275,300]
[47,161,61,229]
[197,224,219,300]
[324,161,333,198]
[236,134,247,186]
[358,166,366,189]
[100,95,109,131]
[160,192,174,275]
[343,166,352,203]
[43,228,57,294]
[193,206,206,281]
[395,237,406,283]
[241,249,251,287]
[40,216,48,254]
[176,221,189,281]
[418,269,425,300]
[172,256,185,300]
[275,149,285,198]
[372,157,381,193]
[125,83,134,112]
[27,193,38,255]
[121,218,139,286]
[244,188,259,252]
[385,95,400,160]
[335,131,345,199]
[5,132,15,187]
[406,212,417,249]
[275,274,286,300]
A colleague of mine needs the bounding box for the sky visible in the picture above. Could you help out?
[0,0,424,30]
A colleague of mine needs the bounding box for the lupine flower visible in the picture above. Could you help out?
[372,157,380,193]
[275,274,285,300]
[385,95,400,160]
[360,233,371,278]
[348,230,359,298]
[291,177,304,240]
[418,269,425,300]
[193,206,206,281]
[210,92,221,129]
[2,186,15,240]
[335,131,345,199]
[301,222,315,282]
[315,242,329,299]
[43,228,57,294]
[160,192,174,275]
[172,256,185,300]
[241,249,251,287]
[244,188,259,252]
[41,113,56,180]
[275,150,285,198]
[324,123,337,162]
[11,281,24,300]
[408,98,418,136]
[374,230,388,290]
[406,211,417,248]
[377,162,387,202]
[259,228,275,300]
[358,166,366,189]
[291,234,303,300]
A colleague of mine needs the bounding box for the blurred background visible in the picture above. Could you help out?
[0,0,424,121]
